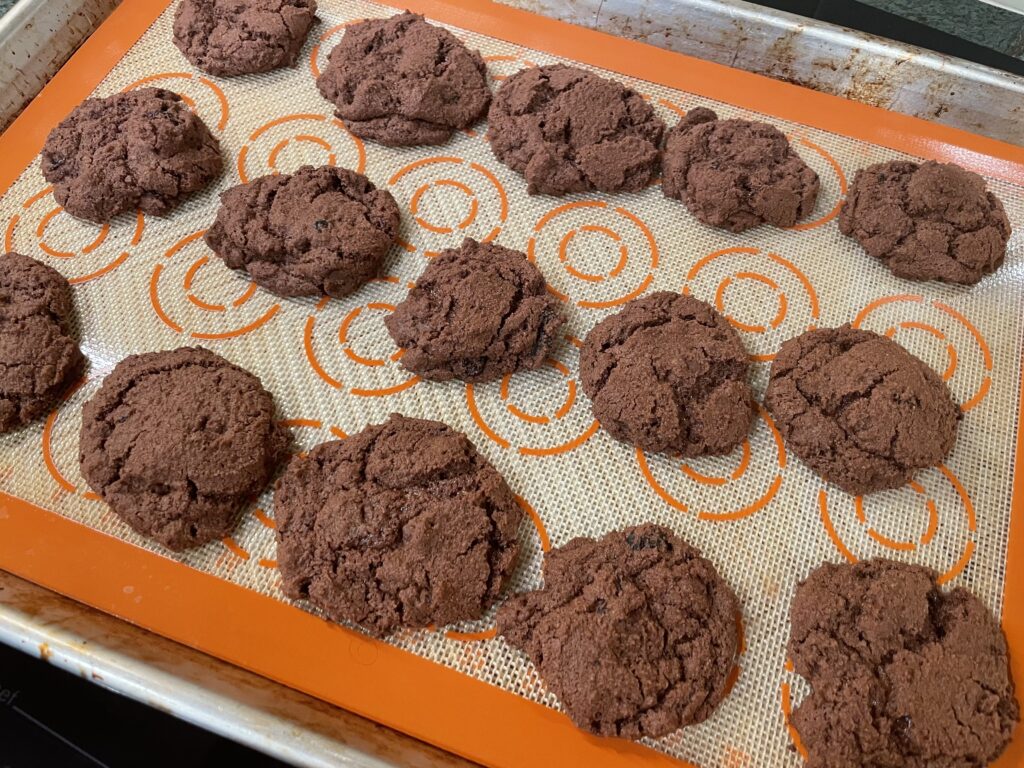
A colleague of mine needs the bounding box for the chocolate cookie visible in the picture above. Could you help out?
[41,88,222,224]
[79,347,289,551]
[498,524,739,739]
[173,0,318,77]
[580,291,754,456]
[765,326,959,496]
[205,165,400,298]
[486,64,665,196]
[662,107,820,232]
[789,559,1019,768]
[316,13,490,146]
[383,238,565,382]
[275,414,522,636]
[0,253,82,432]
[838,160,1011,284]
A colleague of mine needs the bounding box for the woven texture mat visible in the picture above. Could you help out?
[1,2,1023,765]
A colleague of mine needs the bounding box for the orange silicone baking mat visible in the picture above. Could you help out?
[1,1,1024,766]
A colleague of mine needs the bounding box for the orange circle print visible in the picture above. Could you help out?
[483,54,539,83]
[784,132,847,231]
[527,200,658,310]
[651,96,687,124]
[684,246,819,362]
[5,186,143,285]
[303,276,420,398]
[853,294,993,413]
[636,405,786,522]
[149,230,281,340]
[237,113,366,183]
[388,157,509,259]
[466,336,599,457]
[123,72,229,132]
[779,659,811,762]
[818,464,976,585]
[40,378,100,503]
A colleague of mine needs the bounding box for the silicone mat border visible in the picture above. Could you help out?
[0,2,1022,766]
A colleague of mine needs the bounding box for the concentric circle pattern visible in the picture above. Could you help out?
[818,465,977,584]
[683,246,820,361]
[852,294,993,412]
[303,276,420,398]
[388,156,508,259]
[636,406,786,522]
[6,187,144,285]
[527,200,658,310]
[149,230,281,340]
[466,336,598,457]
[238,113,366,183]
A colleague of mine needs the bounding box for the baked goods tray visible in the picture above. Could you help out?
[1,1,1023,766]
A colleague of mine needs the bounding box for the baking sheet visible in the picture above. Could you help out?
[1,1,1023,767]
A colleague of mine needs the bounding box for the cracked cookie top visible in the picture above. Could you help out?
[41,88,223,224]
[79,347,289,551]
[205,165,400,298]
[662,107,820,232]
[383,238,565,382]
[486,64,665,196]
[788,558,1019,768]
[497,524,739,739]
[316,12,491,147]
[173,0,318,77]
[765,325,959,496]
[274,414,523,636]
[839,160,1011,285]
[0,253,82,433]
[580,291,755,456]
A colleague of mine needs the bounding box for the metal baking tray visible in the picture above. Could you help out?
[1,1,1023,766]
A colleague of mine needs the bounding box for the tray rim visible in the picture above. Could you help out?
[0,1,1022,767]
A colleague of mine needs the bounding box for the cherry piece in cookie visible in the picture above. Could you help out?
[498,524,740,739]
[205,165,400,298]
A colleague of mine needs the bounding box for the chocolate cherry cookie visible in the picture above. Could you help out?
[839,160,1011,284]
[0,253,82,432]
[789,558,1019,767]
[580,291,755,456]
[41,88,222,224]
[79,347,289,551]
[275,414,522,636]
[487,64,665,195]
[384,238,565,382]
[316,13,490,146]
[205,165,400,298]
[662,107,820,232]
[173,0,318,77]
[498,524,740,739]
[765,325,959,495]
